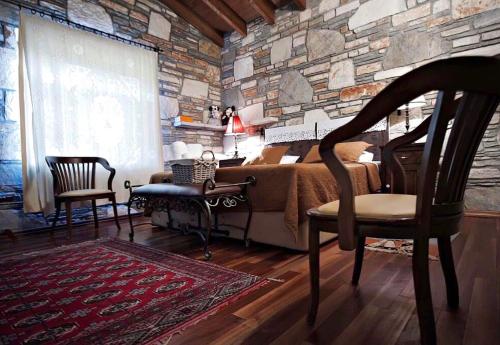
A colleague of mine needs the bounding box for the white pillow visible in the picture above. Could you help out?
[280,155,300,164]
[358,151,374,162]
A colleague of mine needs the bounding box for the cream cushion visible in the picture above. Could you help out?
[59,189,112,197]
[317,194,416,219]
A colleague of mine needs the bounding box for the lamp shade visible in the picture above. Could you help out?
[225,115,245,136]
[397,95,427,110]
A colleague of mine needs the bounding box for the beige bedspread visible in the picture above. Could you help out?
[150,162,381,240]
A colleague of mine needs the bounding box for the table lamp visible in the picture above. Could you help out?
[397,95,426,132]
[225,114,245,158]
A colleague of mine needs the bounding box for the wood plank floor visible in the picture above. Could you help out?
[1,215,498,345]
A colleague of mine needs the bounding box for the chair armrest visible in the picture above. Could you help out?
[96,158,116,191]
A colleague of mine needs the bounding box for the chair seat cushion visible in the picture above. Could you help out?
[59,189,113,197]
[132,183,241,198]
[317,194,416,220]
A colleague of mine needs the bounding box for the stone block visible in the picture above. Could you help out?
[336,1,360,16]
[278,70,313,106]
[433,0,451,13]
[234,56,254,81]
[452,0,498,19]
[319,0,340,13]
[392,3,431,26]
[473,8,500,28]
[441,24,470,37]
[328,59,355,90]
[205,65,220,84]
[222,49,236,66]
[271,36,293,64]
[307,30,345,61]
[465,186,500,211]
[452,35,480,47]
[222,87,245,107]
[159,95,179,119]
[304,109,329,123]
[339,82,386,101]
[68,0,114,34]
[482,30,500,41]
[241,32,255,46]
[282,105,301,114]
[148,12,171,41]
[199,39,220,59]
[348,0,407,30]
[356,62,382,75]
[451,43,500,56]
[0,48,17,90]
[383,31,451,69]
[304,62,330,75]
[181,79,209,99]
[374,66,413,80]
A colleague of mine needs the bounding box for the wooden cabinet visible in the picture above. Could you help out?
[384,143,425,194]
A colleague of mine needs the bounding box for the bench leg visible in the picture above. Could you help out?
[200,200,213,260]
[243,196,253,248]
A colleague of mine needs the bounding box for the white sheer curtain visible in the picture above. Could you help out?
[19,13,162,213]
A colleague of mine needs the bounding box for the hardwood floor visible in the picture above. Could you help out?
[1,215,498,345]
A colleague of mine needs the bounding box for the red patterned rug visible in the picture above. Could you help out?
[0,239,267,344]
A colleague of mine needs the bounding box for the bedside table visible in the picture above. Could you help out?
[383,143,424,194]
[219,157,246,168]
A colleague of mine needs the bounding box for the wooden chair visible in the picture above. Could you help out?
[307,56,500,345]
[46,156,121,237]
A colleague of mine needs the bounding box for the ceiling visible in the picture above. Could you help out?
[160,0,306,46]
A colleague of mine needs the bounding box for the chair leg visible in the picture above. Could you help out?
[308,219,320,325]
[438,236,459,309]
[110,195,121,231]
[51,201,61,236]
[65,201,73,239]
[352,235,366,285]
[91,200,99,228]
[412,238,437,345]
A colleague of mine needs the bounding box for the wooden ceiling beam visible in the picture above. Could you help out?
[248,0,275,25]
[160,0,225,47]
[292,0,306,10]
[201,0,247,37]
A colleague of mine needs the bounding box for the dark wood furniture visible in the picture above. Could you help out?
[126,177,256,259]
[45,156,121,237]
[307,56,500,345]
[219,157,246,168]
[382,143,425,194]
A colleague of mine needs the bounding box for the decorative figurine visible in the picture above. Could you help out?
[207,105,221,125]
[221,106,235,126]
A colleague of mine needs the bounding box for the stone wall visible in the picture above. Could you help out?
[0,0,225,209]
[221,0,500,211]
[0,0,222,171]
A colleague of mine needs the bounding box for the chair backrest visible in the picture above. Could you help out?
[320,56,500,248]
[45,156,110,195]
[385,57,499,226]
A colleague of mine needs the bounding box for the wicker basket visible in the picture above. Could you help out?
[170,150,217,184]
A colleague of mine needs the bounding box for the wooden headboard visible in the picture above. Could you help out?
[268,131,388,161]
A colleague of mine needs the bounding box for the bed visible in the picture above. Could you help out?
[149,133,385,251]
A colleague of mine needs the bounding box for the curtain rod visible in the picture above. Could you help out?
[3,0,161,53]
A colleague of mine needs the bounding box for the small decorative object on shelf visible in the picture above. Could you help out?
[219,157,246,168]
[221,106,235,126]
[225,113,245,158]
[207,105,221,126]
[174,115,193,124]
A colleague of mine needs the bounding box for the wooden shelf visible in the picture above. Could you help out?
[173,121,227,131]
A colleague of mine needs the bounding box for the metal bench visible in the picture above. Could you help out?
[125,177,256,260]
